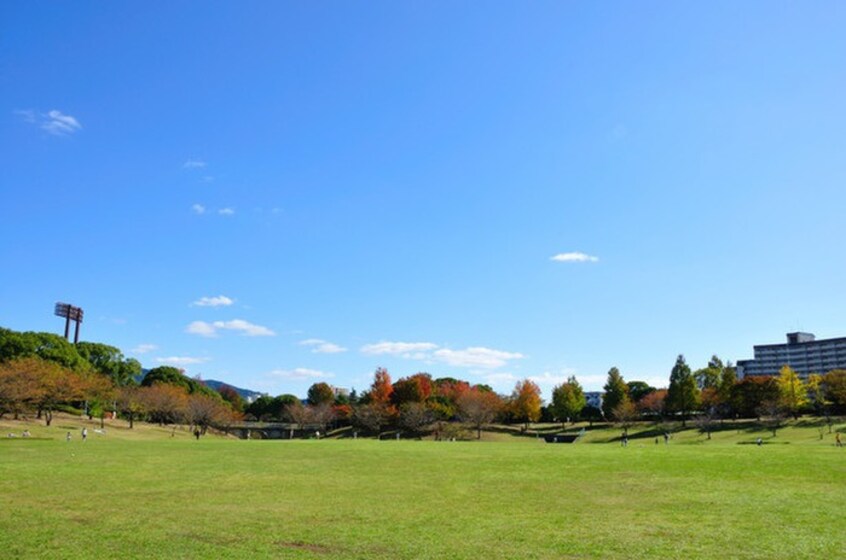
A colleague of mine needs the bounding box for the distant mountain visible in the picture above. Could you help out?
[134,369,264,402]
[203,379,264,402]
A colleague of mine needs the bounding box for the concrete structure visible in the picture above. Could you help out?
[737,332,846,380]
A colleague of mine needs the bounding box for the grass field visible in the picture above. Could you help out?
[1,416,844,559]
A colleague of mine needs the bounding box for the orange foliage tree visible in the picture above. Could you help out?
[511,379,542,429]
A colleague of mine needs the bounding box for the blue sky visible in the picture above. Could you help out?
[2,2,845,398]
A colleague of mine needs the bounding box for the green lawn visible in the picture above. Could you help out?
[1,418,844,559]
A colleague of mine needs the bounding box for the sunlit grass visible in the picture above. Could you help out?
[1,416,844,559]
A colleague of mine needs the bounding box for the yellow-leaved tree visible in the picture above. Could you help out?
[777,365,807,419]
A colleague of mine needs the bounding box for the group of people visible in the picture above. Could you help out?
[65,427,88,442]
[6,430,30,438]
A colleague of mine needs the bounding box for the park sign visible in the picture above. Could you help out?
[54,302,84,343]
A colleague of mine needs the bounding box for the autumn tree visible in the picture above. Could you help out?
[602,367,629,420]
[550,376,586,425]
[511,379,542,430]
[186,394,234,435]
[116,385,145,429]
[0,357,45,419]
[307,382,335,406]
[141,384,188,425]
[777,365,807,419]
[34,359,89,426]
[638,389,667,421]
[666,355,699,426]
[456,388,502,439]
[732,376,780,418]
[365,368,394,406]
[391,373,434,406]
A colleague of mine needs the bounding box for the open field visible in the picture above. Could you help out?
[1,416,844,559]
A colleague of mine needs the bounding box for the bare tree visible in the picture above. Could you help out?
[310,403,337,434]
[285,401,312,437]
[694,407,718,440]
[457,389,502,439]
[353,403,390,438]
[757,400,788,437]
[612,399,639,437]
[398,402,434,437]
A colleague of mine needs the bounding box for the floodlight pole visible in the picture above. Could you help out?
[64,315,71,340]
[74,319,81,344]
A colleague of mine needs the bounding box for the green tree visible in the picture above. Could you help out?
[626,381,655,404]
[602,367,629,419]
[666,355,699,426]
[551,376,586,424]
[307,382,335,406]
[0,328,87,370]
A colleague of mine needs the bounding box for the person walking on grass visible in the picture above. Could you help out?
[837,432,842,448]
[66,432,72,442]
[81,428,88,442]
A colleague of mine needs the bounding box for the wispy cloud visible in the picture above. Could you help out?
[268,367,334,380]
[155,356,209,366]
[16,109,82,135]
[192,295,234,307]
[131,343,158,354]
[183,159,207,169]
[42,110,82,135]
[14,109,36,123]
[186,319,275,337]
[433,347,525,369]
[360,341,438,359]
[191,203,206,215]
[550,252,599,263]
[299,338,347,354]
[218,208,235,216]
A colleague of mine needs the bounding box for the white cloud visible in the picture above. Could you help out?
[268,367,334,380]
[131,343,158,354]
[192,203,206,215]
[360,341,438,358]
[359,340,523,370]
[186,321,218,337]
[433,347,525,369]
[299,339,347,354]
[187,319,275,337]
[155,356,209,366]
[183,159,207,169]
[41,110,82,135]
[192,295,234,307]
[218,208,235,216]
[550,252,599,263]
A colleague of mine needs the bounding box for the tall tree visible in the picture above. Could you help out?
[551,376,586,424]
[666,355,699,426]
[369,368,394,405]
[777,365,807,419]
[76,342,139,386]
[391,373,434,406]
[602,367,629,419]
[511,379,542,429]
[626,381,655,404]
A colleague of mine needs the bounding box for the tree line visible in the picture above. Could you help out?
[0,328,239,435]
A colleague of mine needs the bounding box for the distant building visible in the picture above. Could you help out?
[332,386,350,399]
[737,332,846,380]
[584,392,603,410]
